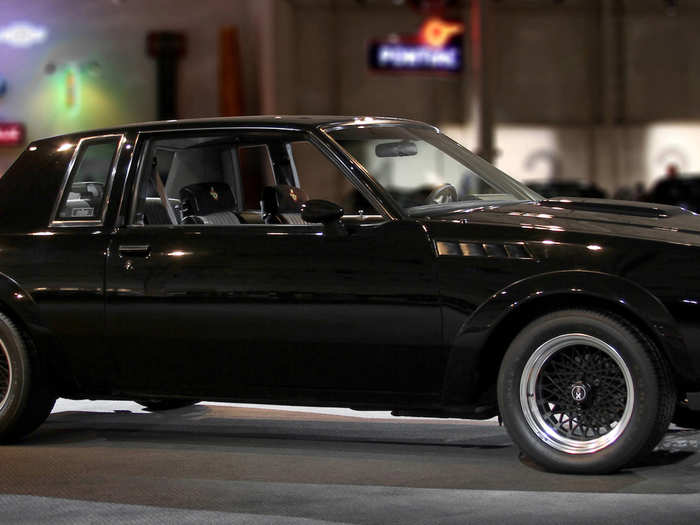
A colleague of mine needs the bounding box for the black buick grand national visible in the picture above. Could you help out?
[0,116,699,474]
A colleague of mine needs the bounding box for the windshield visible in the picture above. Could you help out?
[327,124,541,216]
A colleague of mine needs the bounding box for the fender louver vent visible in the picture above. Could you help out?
[436,241,532,259]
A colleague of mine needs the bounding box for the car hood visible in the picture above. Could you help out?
[424,197,700,245]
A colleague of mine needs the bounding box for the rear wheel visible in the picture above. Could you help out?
[137,399,200,411]
[497,310,675,474]
[0,313,56,443]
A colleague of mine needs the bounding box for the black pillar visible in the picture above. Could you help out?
[147,32,187,121]
[470,0,495,163]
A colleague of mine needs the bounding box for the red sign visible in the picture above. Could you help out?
[418,17,464,48]
[0,123,25,147]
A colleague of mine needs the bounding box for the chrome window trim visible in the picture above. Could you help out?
[49,133,126,228]
[138,126,303,135]
[318,118,439,134]
[115,133,141,230]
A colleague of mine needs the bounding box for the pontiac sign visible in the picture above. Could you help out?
[369,17,464,73]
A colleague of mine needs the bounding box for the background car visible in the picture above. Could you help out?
[645,175,700,213]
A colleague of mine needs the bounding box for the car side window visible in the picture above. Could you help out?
[288,141,378,216]
[55,137,121,221]
[130,135,242,226]
[129,131,383,227]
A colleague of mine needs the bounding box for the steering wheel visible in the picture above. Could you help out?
[425,183,458,204]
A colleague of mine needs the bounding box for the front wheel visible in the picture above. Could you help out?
[497,310,675,474]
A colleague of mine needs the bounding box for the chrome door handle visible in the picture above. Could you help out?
[118,244,151,257]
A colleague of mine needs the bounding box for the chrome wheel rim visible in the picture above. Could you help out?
[519,333,634,455]
[0,339,11,411]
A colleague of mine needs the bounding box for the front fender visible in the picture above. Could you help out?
[443,270,692,404]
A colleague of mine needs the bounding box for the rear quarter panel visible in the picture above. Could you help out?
[0,135,123,395]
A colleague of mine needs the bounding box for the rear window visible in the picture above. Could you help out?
[55,137,121,221]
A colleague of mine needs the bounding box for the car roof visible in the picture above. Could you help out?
[32,115,436,144]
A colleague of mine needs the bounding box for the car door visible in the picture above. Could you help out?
[105,128,444,401]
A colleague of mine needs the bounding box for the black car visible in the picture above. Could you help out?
[646,175,700,213]
[526,180,607,199]
[0,116,699,474]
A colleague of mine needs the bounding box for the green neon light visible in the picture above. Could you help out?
[64,63,80,115]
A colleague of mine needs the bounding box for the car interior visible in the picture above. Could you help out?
[60,181,106,219]
[57,138,120,221]
[130,134,381,227]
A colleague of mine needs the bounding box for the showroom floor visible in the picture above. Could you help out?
[0,400,698,524]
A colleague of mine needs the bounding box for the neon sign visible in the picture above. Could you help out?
[0,22,48,48]
[369,17,464,73]
[0,123,25,147]
[419,17,464,48]
[374,45,460,71]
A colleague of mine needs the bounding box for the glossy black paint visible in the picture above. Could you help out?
[0,116,699,417]
[105,220,443,402]
[300,200,344,224]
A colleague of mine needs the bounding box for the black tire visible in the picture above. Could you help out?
[137,399,200,411]
[672,404,700,430]
[0,312,56,443]
[497,309,675,474]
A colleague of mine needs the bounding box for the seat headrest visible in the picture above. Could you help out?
[179,182,236,216]
[261,185,308,214]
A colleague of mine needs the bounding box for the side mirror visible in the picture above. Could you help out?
[301,199,343,224]
[301,199,347,237]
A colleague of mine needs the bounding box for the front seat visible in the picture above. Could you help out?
[179,182,241,225]
[261,185,309,225]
